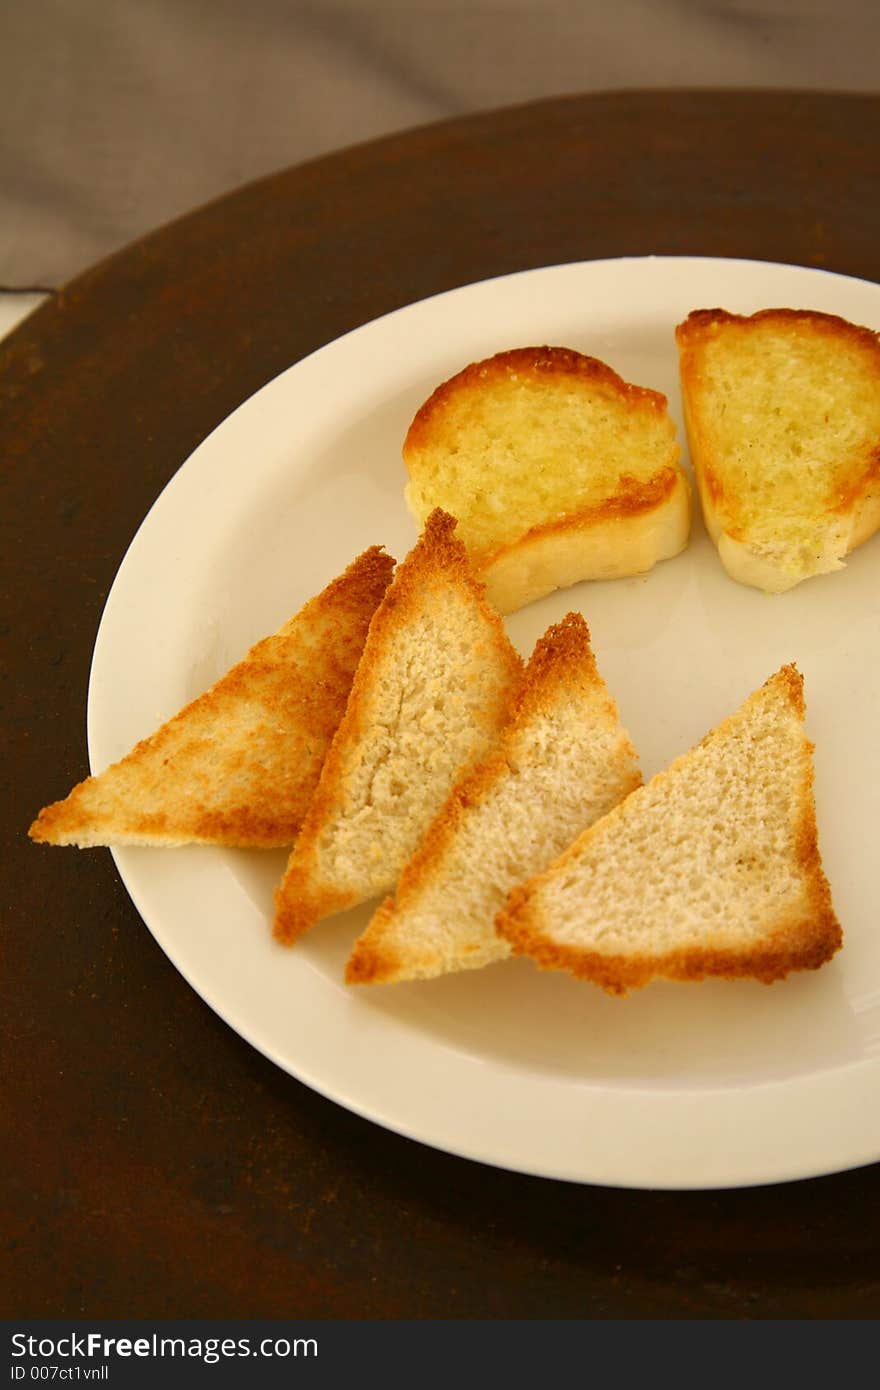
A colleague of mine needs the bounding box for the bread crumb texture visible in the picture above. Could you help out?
[497,665,842,994]
[346,611,641,984]
[273,510,523,943]
[28,546,395,848]
[676,308,880,589]
[403,346,690,609]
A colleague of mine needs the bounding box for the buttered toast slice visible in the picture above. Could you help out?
[676,308,880,592]
[497,666,842,994]
[403,346,691,614]
[273,510,523,943]
[345,612,641,985]
[29,546,395,849]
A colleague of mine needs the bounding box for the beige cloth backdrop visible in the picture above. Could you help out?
[2,0,879,288]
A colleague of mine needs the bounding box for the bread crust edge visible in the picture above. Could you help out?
[496,664,843,994]
[273,510,523,944]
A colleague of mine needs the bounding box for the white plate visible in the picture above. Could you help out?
[89,256,880,1190]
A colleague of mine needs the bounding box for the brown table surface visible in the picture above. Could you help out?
[4,89,880,1320]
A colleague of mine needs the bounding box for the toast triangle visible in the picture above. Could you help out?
[29,546,395,849]
[273,509,523,943]
[497,666,843,994]
[346,612,641,984]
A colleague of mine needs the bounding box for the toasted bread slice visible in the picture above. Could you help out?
[273,510,523,943]
[498,666,842,994]
[29,546,395,848]
[676,308,880,592]
[345,612,641,985]
[403,346,691,613]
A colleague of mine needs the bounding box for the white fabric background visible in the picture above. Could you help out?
[1,0,878,290]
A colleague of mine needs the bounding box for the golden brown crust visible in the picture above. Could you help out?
[29,545,394,849]
[676,306,880,353]
[404,346,671,456]
[773,660,806,720]
[273,882,359,946]
[477,468,682,571]
[272,510,523,945]
[513,611,596,703]
[344,898,402,984]
[496,664,843,994]
[828,443,880,516]
[789,679,843,964]
[358,509,513,640]
[496,915,843,996]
